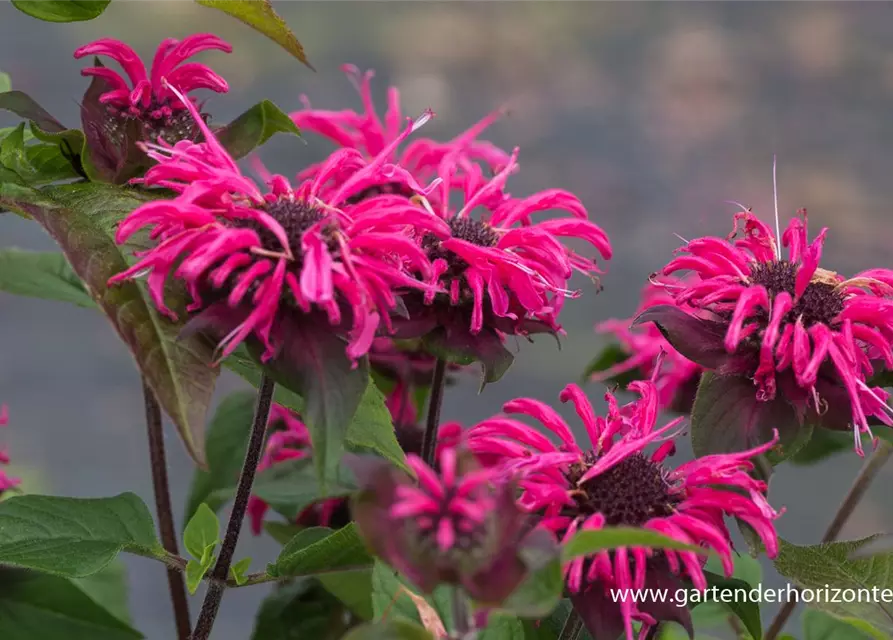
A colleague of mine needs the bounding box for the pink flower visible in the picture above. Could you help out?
[640,209,893,455]
[408,148,613,339]
[466,379,781,640]
[351,446,556,602]
[595,275,702,412]
[291,64,511,189]
[0,405,21,496]
[108,82,449,364]
[247,405,346,535]
[74,34,231,143]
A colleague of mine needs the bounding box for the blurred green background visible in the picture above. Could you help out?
[3,2,893,638]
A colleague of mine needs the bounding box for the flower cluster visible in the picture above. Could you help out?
[0,405,20,496]
[108,61,610,371]
[465,377,781,639]
[642,209,893,455]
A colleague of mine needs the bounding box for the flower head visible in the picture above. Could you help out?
[109,82,449,364]
[0,405,21,496]
[595,275,702,412]
[351,447,556,603]
[466,379,781,639]
[247,405,347,534]
[404,149,612,342]
[643,209,893,455]
[74,34,231,146]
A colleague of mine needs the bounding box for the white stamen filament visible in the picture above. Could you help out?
[773,155,782,261]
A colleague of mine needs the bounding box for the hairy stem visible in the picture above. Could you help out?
[764,440,893,640]
[421,358,448,467]
[143,381,191,640]
[190,375,276,640]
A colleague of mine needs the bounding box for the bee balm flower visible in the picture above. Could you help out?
[466,379,781,640]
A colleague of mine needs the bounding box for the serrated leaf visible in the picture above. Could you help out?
[581,342,642,387]
[252,457,352,521]
[184,391,256,520]
[369,561,453,631]
[562,527,704,562]
[318,568,374,620]
[479,613,525,640]
[422,325,513,390]
[0,569,143,639]
[271,525,371,578]
[0,249,95,307]
[774,536,893,635]
[691,371,813,464]
[0,493,163,577]
[230,557,252,586]
[0,90,67,132]
[0,183,220,464]
[216,99,301,160]
[251,579,350,640]
[195,0,312,68]
[183,503,220,560]
[11,0,110,22]
[694,571,762,639]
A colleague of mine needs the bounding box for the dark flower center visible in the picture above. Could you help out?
[749,260,844,328]
[565,453,680,526]
[345,181,416,205]
[231,199,329,261]
[104,101,208,146]
[423,217,500,279]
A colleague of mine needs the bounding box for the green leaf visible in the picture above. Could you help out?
[803,609,877,640]
[562,527,705,562]
[252,457,352,521]
[184,391,256,520]
[73,563,133,625]
[216,100,301,160]
[791,428,853,465]
[185,558,210,595]
[343,620,432,640]
[0,183,220,465]
[195,0,312,68]
[422,325,514,390]
[691,371,813,464]
[72,560,134,625]
[0,569,143,639]
[774,535,893,635]
[0,91,67,133]
[251,579,350,640]
[252,318,369,487]
[225,346,408,473]
[0,72,9,93]
[0,493,163,578]
[318,568,375,620]
[183,503,220,560]
[264,521,304,545]
[371,561,422,623]
[501,556,563,618]
[0,249,95,307]
[581,342,641,387]
[691,571,762,639]
[479,613,525,640]
[230,557,252,586]
[11,0,109,22]
[271,524,372,578]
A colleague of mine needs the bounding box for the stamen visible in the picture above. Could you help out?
[773,155,782,261]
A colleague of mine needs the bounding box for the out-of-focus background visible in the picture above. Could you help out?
[2,2,893,638]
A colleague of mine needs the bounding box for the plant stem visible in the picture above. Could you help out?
[452,587,470,638]
[558,610,583,640]
[421,357,448,467]
[190,375,276,640]
[142,381,191,640]
[764,440,893,640]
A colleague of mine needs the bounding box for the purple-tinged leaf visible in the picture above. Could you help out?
[633,305,744,371]
[0,182,219,465]
[0,90,66,132]
[690,372,814,465]
[422,325,513,391]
